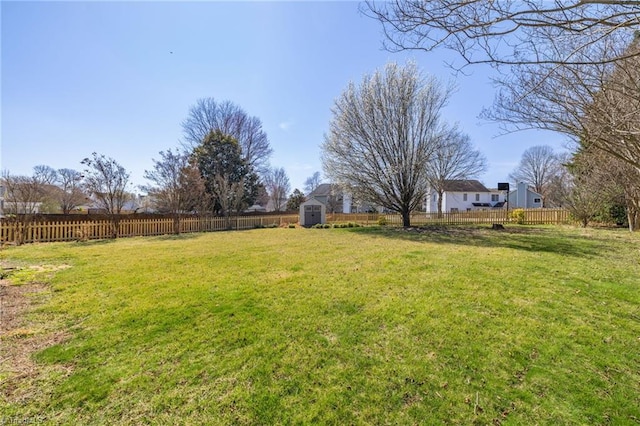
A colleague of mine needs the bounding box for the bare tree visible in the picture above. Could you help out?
[303,171,322,195]
[181,98,273,173]
[56,168,86,214]
[577,147,640,231]
[509,145,561,205]
[582,39,640,169]
[180,161,211,216]
[485,38,640,169]
[33,165,58,185]
[264,167,291,212]
[322,62,451,227]
[544,152,574,209]
[366,1,640,178]
[427,127,487,214]
[617,164,640,232]
[81,153,131,238]
[364,1,639,69]
[559,152,612,227]
[481,36,640,229]
[1,167,55,244]
[144,149,206,234]
[561,146,640,230]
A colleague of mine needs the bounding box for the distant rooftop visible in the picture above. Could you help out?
[308,183,335,197]
[442,180,490,192]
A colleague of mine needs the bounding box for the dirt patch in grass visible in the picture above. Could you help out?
[0,279,70,404]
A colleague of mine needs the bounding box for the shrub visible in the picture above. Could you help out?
[509,209,526,225]
[312,223,331,229]
[377,216,388,226]
[288,224,296,229]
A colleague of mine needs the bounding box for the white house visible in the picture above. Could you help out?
[426,180,507,213]
[508,182,543,209]
[0,184,43,216]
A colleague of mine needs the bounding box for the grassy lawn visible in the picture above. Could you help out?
[1,225,639,424]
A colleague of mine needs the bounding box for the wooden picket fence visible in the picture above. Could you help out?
[0,215,299,244]
[329,209,570,226]
[0,209,571,245]
[379,208,571,226]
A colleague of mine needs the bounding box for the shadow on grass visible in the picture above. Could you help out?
[75,239,118,246]
[344,225,616,258]
[152,233,203,241]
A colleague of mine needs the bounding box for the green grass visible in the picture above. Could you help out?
[1,225,639,425]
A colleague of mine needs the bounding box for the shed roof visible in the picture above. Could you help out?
[300,198,325,206]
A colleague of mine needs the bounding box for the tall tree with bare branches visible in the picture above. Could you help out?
[1,167,54,244]
[81,153,131,238]
[181,98,273,174]
[427,127,487,214]
[264,167,291,212]
[484,38,640,169]
[144,149,207,234]
[509,145,562,206]
[568,146,640,231]
[322,62,453,227]
[365,2,640,177]
[364,1,639,69]
[55,168,86,214]
[303,171,322,195]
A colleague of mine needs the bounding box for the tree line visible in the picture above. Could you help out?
[5,1,639,235]
[1,98,308,241]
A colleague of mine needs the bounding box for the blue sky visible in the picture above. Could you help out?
[2,1,565,193]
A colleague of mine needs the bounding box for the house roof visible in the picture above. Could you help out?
[442,180,490,192]
[245,204,266,212]
[308,183,334,197]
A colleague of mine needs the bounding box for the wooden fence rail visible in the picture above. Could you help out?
[0,215,299,244]
[0,209,571,244]
[329,209,570,226]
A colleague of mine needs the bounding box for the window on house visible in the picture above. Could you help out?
[463,193,467,201]
[475,194,480,201]
[466,208,472,212]
[433,193,436,202]
[450,208,459,212]
[534,198,541,203]
[491,194,499,202]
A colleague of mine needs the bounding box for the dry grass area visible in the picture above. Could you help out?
[1,266,72,406]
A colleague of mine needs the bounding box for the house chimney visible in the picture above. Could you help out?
[517,182,527,208]
[343,193,352,214]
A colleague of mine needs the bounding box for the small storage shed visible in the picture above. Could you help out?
[299,198,326,227]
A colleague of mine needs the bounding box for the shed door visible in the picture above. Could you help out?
[305,205,322,226]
